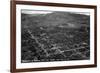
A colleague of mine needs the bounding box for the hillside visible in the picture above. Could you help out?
[21,11,90,28]
[21,11,90,63]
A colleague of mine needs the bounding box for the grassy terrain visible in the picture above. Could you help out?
[21,11,90,63]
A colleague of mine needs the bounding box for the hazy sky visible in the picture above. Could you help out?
[21,10,53,14]
[21,10,90,15]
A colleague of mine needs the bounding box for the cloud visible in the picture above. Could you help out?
[21,10,53,14]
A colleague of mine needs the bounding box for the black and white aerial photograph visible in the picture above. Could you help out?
[21,10,90,63]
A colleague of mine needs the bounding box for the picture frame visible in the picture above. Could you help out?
[10,0,97,73]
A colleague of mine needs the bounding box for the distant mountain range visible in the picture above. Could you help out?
[21,11,90,29]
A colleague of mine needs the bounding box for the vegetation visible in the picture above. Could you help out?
[21,11,90,63]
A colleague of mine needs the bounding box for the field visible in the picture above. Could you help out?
[21,11,90,63]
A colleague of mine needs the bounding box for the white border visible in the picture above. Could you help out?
[16,5,95,69]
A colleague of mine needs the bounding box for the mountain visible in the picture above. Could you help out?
[21,11,90,29]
